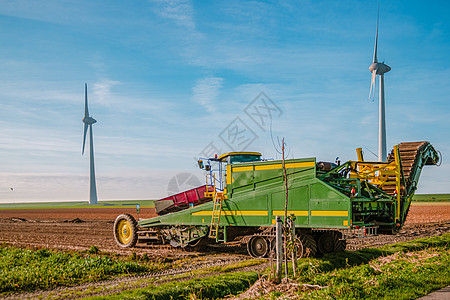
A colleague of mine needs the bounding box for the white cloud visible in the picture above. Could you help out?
[191,76,223,113]
[0,80,79,104]
[149,0,207,65]
[92,79,120,106]
[151,0,196,30]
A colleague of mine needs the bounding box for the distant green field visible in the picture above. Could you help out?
[0,193,448,210]
[0,199,155,209]
[413,194,450,202]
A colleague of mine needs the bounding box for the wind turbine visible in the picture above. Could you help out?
[82,83,98,204]
[368,7,391,162]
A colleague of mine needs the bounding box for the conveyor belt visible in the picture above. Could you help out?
[383,141,432,196]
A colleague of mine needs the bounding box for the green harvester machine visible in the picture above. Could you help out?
[113,141,439,258]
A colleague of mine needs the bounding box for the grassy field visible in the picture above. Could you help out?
[0,244,164,294]
[290,234,450,299]
[412,193,450,202]
[0,199,155,209]
[0,193,447,210]
[89,272,259,300]
[1,234,449,298]
[87,234,450,299]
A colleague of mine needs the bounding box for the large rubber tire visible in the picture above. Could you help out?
[332,231,347,252]
[113,214,138,248]
[300,234,317,257]
[247,236,269,258]
[317,233,335,255]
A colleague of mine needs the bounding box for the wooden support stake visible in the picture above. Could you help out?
[276,216,282,284]
[290,214,297,277]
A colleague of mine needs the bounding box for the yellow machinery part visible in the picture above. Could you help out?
[351,144,403,222]
[116,219,133,245]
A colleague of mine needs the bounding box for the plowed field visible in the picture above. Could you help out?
[0,207,156,221]
[0,203,449,258]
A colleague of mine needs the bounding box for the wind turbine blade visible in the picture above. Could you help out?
[84,83,89,118]
[368,69,377,101]
[373,5,379,63]
[82,123,88,155]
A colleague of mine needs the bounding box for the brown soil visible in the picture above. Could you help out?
[405,203,450,225]
[0,203,448,257]
[0,203,448,299]
[0,207,157,221]
[1,203,447,223]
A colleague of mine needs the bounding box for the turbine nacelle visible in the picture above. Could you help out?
[82,116,97,125]
[369,62,391,75]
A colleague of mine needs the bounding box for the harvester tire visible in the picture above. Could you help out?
[317,233,335,255]
[300,234,317,257]
[332,231,346,252]
[114,214,138,248]
[247,236,269,258]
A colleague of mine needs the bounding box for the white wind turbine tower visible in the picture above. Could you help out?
[82,83,98,204]
[369,8,391,162]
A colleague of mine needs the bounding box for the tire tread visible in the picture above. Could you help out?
[113,213,138,248]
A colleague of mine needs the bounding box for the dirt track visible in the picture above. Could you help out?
[0,203,449,258]
[0,207,157,221]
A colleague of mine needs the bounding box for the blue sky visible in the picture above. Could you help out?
[0,0,449,202]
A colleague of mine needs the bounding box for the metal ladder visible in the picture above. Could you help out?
[209,192,224,239]
[204,173,216,198]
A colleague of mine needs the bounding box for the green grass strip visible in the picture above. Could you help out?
[412,193,450,202]
[0,199,155,209]
[285,234,450,299]
[90,271,259,300]
[293,233,450,282]
[92,234,450,300]
[0,246,157,294]
[302,248,450,299]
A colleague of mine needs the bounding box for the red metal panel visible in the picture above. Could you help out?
[155,185,213,215]
[185,189,198,203]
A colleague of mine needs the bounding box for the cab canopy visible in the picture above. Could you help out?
[218,152,262,164]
